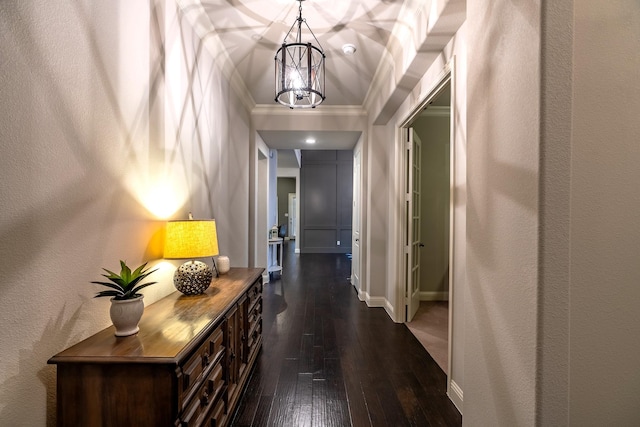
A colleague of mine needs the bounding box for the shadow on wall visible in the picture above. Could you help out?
[0,305,83,427]
[0,1,236,426]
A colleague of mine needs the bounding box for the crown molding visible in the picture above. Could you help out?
[251,104,367,118]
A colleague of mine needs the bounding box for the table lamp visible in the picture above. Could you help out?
[165,214,219,295]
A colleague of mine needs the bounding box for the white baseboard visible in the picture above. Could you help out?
[366,295,387,307]
[262,272,270,284]
[384,299,396,321]
[362,295,398,322]
[420,291,449,301]
[294,248,301,253]
[448,379,463,413]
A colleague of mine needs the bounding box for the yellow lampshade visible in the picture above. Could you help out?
[164,219,219,259]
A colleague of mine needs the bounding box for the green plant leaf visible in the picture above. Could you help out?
[120,261,132,283]
[90,281,125,292]
[131,262,148,278]
[91,261,158,300]
[94,290,124,298]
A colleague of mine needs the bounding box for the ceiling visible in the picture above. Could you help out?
[185,0,406,152]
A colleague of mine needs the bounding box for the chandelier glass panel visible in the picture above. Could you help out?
[275,1,325,108]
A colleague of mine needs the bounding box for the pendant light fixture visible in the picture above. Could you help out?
[275,0,326,108]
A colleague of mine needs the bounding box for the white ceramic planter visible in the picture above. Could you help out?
[110,296,144,337]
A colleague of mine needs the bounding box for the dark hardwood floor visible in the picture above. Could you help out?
[232,242,461,426]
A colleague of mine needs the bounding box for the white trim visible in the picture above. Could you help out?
[252,104,366,117]
[276,168,301,253]
[446,55,457,411]
[395,57,459,408]
[419,291,449,301]
[384,299,395,320]
[363,295,396,320]
[262,271,270,284]
[365,296,387,308]
[448,379,463,413]
[400,65,452,128]
[397,67,452,323]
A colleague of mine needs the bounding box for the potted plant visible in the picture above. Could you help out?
[91,260,159,337]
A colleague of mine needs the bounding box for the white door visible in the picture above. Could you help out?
[351,149,361,291]
[406,129,422,321]
[288,193,296,238]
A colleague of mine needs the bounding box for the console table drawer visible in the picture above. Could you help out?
[178,362,225,427]
[179,327,224,410]
[247,280,262,309]
[248,297,262,326]
[204,398,227,427]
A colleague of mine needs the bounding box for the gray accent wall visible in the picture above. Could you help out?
[300,150,353,253]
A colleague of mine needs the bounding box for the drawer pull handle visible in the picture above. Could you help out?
[203,353,210,366]
[201,391,210,406]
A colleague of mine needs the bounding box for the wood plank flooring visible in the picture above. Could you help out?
[232,242,462,426]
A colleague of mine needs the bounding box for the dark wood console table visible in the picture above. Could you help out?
[48,268,264,427]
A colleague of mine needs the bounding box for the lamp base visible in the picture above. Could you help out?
[173,260,212,295]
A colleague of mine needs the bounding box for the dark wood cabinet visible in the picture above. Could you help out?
[48,268,263,427]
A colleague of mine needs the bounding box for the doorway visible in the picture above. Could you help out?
[287,193,296,239]
[256,149,269,281]
[276,176,296,240]
[351,147,361,292]
[402,75,453,374]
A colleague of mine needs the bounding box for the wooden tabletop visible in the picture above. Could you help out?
[48,268,263,365]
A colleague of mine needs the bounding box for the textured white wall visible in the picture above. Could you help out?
[569,1,640,424]
[465,0,541,424]
[0,1,250,425]
[538,0,573,423]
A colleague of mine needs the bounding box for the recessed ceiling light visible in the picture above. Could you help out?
[342,43,356,55]
[306,139,316,144]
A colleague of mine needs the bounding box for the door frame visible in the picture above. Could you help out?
[287,192,297,239]
[256,146,269,283]
[351,146,362,294]
[277,168,301,253]
[395,59,456,384]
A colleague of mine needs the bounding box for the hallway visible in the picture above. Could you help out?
[232,242,461,426]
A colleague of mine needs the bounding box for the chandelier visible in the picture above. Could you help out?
[275,0,326,108]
